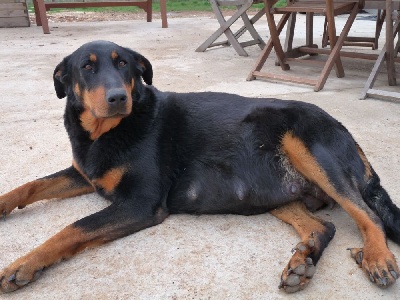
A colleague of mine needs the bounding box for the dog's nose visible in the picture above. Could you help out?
[106,88,127,105]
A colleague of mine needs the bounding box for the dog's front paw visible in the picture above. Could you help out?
[279,240,316,293]
[348,247,399,288]
[0,196,14,220]
[0,259,44,293]
[0,191,26,220]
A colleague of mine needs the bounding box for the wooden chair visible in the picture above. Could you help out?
[360,0,400,100]
[32,0,168,34]
[196,0,266,56]
[322,0,400,50]
[247,0,364,91]
[322,4,387,50]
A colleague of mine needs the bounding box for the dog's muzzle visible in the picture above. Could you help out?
[106,88,130,116]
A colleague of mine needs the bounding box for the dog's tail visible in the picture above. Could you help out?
[357,144,400,244]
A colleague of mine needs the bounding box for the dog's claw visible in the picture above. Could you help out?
[15,279,29,286]
[348,248,363,266]
[32,268,43,282]
[369,273,375,283]
[7,274,16,283]
[390,270,399,279]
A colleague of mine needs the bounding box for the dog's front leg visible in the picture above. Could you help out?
[0,166,94,218]
[0,202,168,293]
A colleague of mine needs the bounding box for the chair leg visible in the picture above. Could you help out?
[325,0,345,78]
[360,19,400,99]
[160,0,168,28]
[386,0,396,86]
[374,9,386,49]
[315,3,359,91]
[239,7,266,49]
[306,12,315,47]
[32,0,41,26]
[247,13,291,80]
[195,0,252,56]
[34,0,50,34]
[275,12,296,66]
[265,0,289,70]
[146,0,152,22]
[359,45,387,99]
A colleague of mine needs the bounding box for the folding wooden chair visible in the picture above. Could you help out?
[196,0,266,56]
[360,0,400,100]
[247,0,364,91]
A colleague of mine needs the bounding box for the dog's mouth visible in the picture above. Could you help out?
[90,109,131,119]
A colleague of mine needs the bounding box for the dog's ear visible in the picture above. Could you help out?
[53,55,71,99]
[138,54,153,86]
[128,50,153,85]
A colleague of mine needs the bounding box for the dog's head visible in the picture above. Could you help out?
[53,40,153,119]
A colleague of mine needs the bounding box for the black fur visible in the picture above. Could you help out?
[51,41,399,243]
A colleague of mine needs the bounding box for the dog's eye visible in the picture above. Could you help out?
[118,60,127,68]
[83,64,93,71]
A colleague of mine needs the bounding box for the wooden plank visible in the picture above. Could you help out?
[0,1,29,28]
[252,71,318,86]
[0,10,27,17]
[0,3,26,10]
[0,0,25,3]
[299,47,400,62]
[0,16,29,27]
[45,2,148,9]
[366,89,400,101]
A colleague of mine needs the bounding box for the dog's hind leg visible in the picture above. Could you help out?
[0,202,168,292]
[271,201,335,293]
[0,165,94,219]
[347,145,400,282]
[281,132,400,288]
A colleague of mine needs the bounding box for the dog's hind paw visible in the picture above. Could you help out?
[348,247,399,288]
[279,240,316,293]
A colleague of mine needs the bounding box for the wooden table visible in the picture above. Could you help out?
[248,0,399,92]
[32,0,168,34]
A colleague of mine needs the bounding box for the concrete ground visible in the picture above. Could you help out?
[0,11,399,300]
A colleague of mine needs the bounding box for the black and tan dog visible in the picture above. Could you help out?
[0,41,399,293]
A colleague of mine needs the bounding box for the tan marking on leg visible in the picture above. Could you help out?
[356,144,373,178]
[92,167,126,193]
[281,132,399,286]
[0,225,105,292]
[271,202,331,293]
[280,132,384,242]
[0,176,94,216]
[72,160,92,185]
[271,202,327,241]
